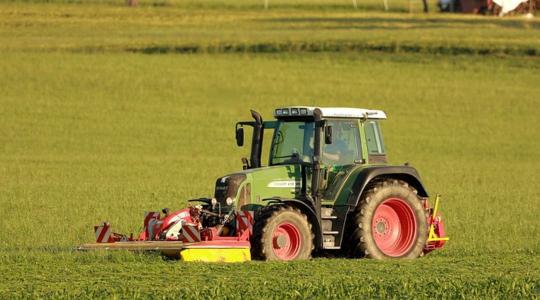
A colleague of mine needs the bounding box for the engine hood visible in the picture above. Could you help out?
[214,164,303,210]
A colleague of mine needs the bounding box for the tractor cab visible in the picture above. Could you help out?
[234,107,389,204]
[270,106,387,166]
[236,107,387,169]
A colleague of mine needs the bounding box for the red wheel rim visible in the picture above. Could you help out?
[372,198,417,257]
[272,222,301,260]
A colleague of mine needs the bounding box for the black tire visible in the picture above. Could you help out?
[251,206,313,261]
[354,179,428,259]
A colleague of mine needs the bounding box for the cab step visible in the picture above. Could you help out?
[321,207,342,249]
[321,207,334,218]
[322,235,341,249]
[323,246,341,250]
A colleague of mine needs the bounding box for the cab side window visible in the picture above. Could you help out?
[365,121,385,155]
[322,120,362,166]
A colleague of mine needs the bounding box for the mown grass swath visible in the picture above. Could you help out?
[0,1,539,298]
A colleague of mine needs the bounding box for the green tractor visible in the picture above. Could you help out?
[81,106,447,261]
[231,107,447,260]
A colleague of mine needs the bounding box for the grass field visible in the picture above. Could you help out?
[2,1,540,55]
[1,1,540,299]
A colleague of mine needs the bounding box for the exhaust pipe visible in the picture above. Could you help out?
[250,110,263,169]
[312,108,323,232]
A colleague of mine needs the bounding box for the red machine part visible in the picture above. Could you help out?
[423,197,448,253]
[104,208,255,244]
[177,224,200,242]
[138,211,161,240]
[94,223,112,243]
[427,213,447,250]
[236,211,254,233]
[94,222,131,243]
[135,209,199,241]
[160,208,202,242]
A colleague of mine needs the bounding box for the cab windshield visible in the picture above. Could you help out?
[270,121,315,165]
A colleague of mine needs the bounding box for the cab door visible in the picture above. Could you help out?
[322,119,363,167]
[321,119,363,201]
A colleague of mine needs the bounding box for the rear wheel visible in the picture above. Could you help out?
[354,179,428,259]
[252,206,313,261]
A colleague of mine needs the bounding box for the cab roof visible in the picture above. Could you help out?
[273,106,387,120]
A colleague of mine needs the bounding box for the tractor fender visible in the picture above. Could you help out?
[346,165,429,208]
[266,198,323,250]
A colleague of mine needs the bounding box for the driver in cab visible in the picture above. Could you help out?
[322,123,354,166]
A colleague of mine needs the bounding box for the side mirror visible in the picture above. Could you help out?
[236,127,244,147]
[324,126,333,144]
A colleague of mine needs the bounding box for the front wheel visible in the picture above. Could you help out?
[354,179,428,259]
[252,206,313,261]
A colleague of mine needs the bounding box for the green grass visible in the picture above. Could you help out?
[1,252,537,298]
[1,2,540,299]
[1,52,539,298]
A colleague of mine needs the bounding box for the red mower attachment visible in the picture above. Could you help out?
[424,195,449,253]
[93,222,131,243]
[78,205,254,262]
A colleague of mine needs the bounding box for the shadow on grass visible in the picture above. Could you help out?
[120,41,539,57]
[261,16,540,30]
